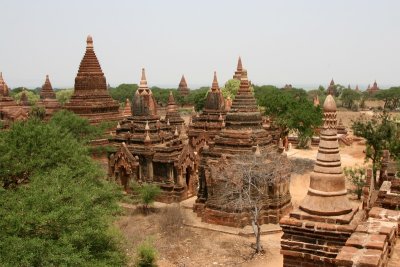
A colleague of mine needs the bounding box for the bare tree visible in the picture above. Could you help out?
[209,151,290,253]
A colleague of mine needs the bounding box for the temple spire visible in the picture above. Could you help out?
[86,35,93,48]
[139,68,148,90]
[40,74,56,99]
[211,71,219,91]
[299,96,352,216]
[237,56,243,71]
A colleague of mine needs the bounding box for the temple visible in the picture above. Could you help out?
[188,71,226,152]
[0,72,28,125]
[108,68,196,203]
[194,68,292,227]
[232,57,243,80]
[280,95,363,267]
[38,75,61,119]
[65,35,121,124]
[177,75,190,97]
[165,91,184,130]
[327,78,336,96]
[367,80,380,94]
[122,98,132,118]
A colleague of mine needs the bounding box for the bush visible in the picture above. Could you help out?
[135,240,157,267]
[138,184,162,213]
[344,167,366,199]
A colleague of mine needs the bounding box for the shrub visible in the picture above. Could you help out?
[135,240,157,267]
[344,167,366,199]
[138,184,161,213]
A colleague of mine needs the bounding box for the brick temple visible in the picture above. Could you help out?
[188,71,226,152]
[38,75,61,119]
[65,35,121,124]
[165,91,184,131]
[108,68,196,203]
[194,68,292,227]
[327,78,336,96]
[177,75,190,97]
[0,72,28,125]
[367,80,380,94]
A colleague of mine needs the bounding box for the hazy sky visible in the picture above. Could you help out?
[1,0,399,89]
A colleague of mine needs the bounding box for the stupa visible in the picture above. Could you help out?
[0,72,28,123]
[327,78,336,96]
[232,57,243,80]
[194,68,292,227]
[367,80,380,94]
[188,71,226,152]
[177,75,190,97]
[38,75,61,119]
[108,69,196,202]
[122,98,132,118]
[280,95,362,266]
[65,35,121,124]
[165,91,184,130]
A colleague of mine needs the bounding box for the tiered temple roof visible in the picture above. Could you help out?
[40,75,56,99]
[108,69,197,202]
[38,75,61,119]
[194,68,290,226]
[367,80,380,94]
[165,91,184,130]
[122,98,132,118]
[232,57,243,80]
[0,73,28,123]
[188,71,226,150]
[65,35,121,124]
[177,75,190,96]
[327,78,336,96]
[212,69,272,154]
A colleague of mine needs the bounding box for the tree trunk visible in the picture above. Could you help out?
[251,220,262,253]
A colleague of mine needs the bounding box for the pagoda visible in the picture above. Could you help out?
[108,69,196,202]
[367,80,380,94]
[280,95,362,266]
[38,75,61,119]
[188,71,226,152]
[327,78,336,96]
[65,35,121,124]
[0,72,28,124]
[165,91,184,130]
[232,57,243,80]
[194,68,292,227]
[122,98,132,118]
[177,75,190,97]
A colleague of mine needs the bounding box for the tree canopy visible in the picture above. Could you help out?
[0,115,125,266]
[257,87,323,148]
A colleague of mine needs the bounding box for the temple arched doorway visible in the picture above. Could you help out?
[118,167,130,192]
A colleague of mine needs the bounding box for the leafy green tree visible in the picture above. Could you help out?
[13,90,39,105]
[187,87,209,111]
[55,89,74,105]
[137,184,161,214]
[0,119,90,188]
[340,88,361,109]
[352,111,399,186]
[109,83,138,103]
[344,167,366,199]
[0,118,125,266]
[258,88,323,148]
[221,79,241,99]
[49,110,105,142]
[375,87,400,110]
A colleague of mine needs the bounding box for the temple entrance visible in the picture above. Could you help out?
[118,167,130,192]
[185,166,193,196]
